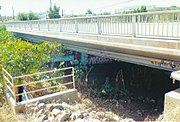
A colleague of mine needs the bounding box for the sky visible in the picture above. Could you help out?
[0,0,180,16]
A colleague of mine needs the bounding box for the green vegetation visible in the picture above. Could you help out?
[119,5,180,14]
[86,9,93,15]
[17,13,28,21]
[0,25,63,102]
[148,6,180,12]
[17,12,40,21]
[28,12,40,20]
[47,5,61,19]
[91,78,130,99]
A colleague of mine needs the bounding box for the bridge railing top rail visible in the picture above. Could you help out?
[2,10,180,24]
[1,10,180,24]
[2,10,180,39]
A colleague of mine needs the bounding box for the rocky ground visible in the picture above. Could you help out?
[0,88,166,122]
[23,94,135,122]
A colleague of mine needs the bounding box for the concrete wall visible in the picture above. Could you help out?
[164,88,180,121]
[5,89,78,113]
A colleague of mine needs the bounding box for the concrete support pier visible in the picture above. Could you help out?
[164,88,180,121]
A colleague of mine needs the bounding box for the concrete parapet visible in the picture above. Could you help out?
[164,88,180,121]
[5,89,78,113]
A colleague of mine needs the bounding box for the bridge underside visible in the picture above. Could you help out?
[12,30,180,71]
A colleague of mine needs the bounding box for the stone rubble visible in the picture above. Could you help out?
[25,100,135,122]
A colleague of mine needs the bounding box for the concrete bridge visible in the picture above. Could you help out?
[1,10,180,71]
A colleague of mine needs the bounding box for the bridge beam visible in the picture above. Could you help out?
[12,30,180,71]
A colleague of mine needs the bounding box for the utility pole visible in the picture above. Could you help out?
[62,9,64,16]
[12,7,15,20]
[50,0,52,9]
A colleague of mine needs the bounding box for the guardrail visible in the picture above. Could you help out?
[1,10,180,39]
[2,67,75,103]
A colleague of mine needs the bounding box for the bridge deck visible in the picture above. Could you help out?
[11,29,180,71]
[2,10,180,71]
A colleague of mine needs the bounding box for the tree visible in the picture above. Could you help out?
[140,6,147,13]
[86,9,93,15]
[47,5,61,19]
[17,13,28,21]
[101,12,111,15]
[28,12,40,20]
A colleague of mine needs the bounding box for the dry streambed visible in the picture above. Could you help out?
[24,95,135,122]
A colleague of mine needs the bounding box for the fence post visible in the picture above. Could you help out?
[75,19,78,33]
[38,21,40,31]
[72,67,75,89]
[11,78,16,103]
[30,21,32,30]
[47,20,50,31]
[97,17,102,35]
[59,20,62,32]
[24,22,26,30]
[132,15,136,37]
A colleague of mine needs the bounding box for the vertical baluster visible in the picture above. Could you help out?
[162,15,164,36]
[132,15,136,37]
[149,15,151,36]
[137,15,140,35]
[172,13,174,37]
[75,19,78,33]
[157,14,159,36]
[167,14,169,37]
[177,14,179,37]
[141,15,143,35]
[97,17,102,35]
[145,15,147,36]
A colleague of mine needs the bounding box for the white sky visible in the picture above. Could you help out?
[0,0,180,16]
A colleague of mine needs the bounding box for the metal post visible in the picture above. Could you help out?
[97,17,102,35]
[38,21,40,31]
[30,21,32,30]
[132,15,136,37]
[47,20,50,31]
[72,67,75,89]
[24,22,26,30]
[75,19,78,33]
[59,20,62,32]
[11,78,16,103]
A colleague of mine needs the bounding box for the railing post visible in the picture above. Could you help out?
[59,20,62,32]
[75,19,78,33]
[11,78,16,103]
[48,20,50,31]
[72,67,75,89]
[24,22,26,30]
[97,17,102,35]
[30,21,32,30]
[38,21,40,31]
[132,15,136,37]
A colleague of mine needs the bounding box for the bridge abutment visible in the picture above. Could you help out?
[164,88,180,121]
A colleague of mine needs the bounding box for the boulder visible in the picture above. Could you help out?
[52,108,61,116]
[37,109,45,118]
[74,118,101,122]
[38,103,45,109]
[58,110,71,122]
[53,104,64,110]
[96,111,105,118]
[46,104,54,111]
[40,114,48,122]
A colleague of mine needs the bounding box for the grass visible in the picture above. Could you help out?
[0,104,18,122]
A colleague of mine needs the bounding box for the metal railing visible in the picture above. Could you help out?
[2,67,75,103]
[2,10,180,39]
